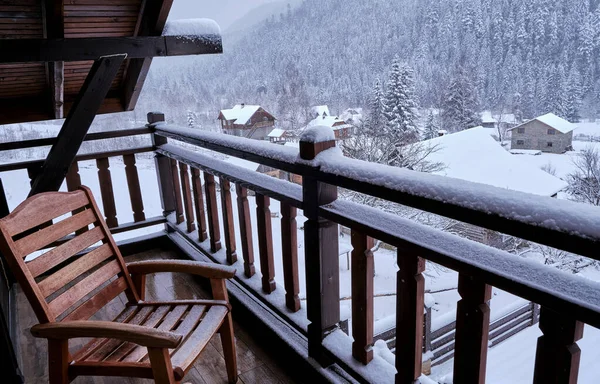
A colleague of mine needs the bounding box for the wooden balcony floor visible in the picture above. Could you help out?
[14,249,298,384]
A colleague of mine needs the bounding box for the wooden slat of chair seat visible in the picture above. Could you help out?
[104,306,172,362]
[171,305,228,371]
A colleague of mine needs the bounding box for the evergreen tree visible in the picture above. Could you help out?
[441,66,481,132]
[423,111,440,140]
[382,57,419,145]
[365,78,384,135]
[187,111,197,129]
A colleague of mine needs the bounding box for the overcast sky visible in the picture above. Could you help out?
[168,0,275,31]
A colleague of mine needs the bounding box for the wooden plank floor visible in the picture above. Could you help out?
[14,249,299,384]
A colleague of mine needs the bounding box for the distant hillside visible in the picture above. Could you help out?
[225,0,302,36]
[139,0,600,127]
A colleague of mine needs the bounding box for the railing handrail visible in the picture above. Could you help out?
[153,123,600,259]
[0,127,152,152]
[0,146,154,173]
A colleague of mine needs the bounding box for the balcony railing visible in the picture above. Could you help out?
[1,111,600,384]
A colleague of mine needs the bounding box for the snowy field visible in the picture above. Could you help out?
[2,143,600,382]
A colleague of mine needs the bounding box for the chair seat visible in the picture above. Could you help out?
[71,301,228,380]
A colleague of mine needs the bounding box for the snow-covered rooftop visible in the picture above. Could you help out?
[162,18,221,37]
[311,105,330,117]
[481,111,497,124]
[418,127,568,196]
[511,113,577,134]
[267,128,286,138]
[219,104,261,125]
[307,115,352,131]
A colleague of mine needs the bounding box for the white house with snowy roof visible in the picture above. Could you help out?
[508,113,577,154]
[218,104,276,140]
[305,114,354,141]
[310,105,330,119]
[418,127,568,245]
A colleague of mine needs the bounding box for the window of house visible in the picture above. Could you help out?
[548,129,555,135]
[517,140,524,145]
[517,127,525,134]
[547,142,553,147]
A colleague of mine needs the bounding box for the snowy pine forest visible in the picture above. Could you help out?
[137,0,600,128]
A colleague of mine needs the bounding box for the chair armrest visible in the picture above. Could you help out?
[30,321,182,348]
[127,260,236,280]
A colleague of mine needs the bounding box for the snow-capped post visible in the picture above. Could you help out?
[452,275,492,383]
[395,253,425,383]
[533,306,583,384]
[299,126,340,364]
[148,112,176,217]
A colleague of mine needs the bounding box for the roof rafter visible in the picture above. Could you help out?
[41,0,65,119]
[0,35,222,63]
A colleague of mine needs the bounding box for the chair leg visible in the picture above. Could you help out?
[220,313,238,384]
[148,347,177,384]
[48,339,69,384]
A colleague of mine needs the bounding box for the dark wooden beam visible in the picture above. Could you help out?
[29,54,126,197]
[123,0,174,110]
[0,35,222,64]
[41,0,65,119]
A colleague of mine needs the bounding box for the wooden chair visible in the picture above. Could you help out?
[0,186,238,384]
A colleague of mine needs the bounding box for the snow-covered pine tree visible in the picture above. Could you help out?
[441,66,481,132]
[382,57,419,145]
[187,111,197,129]
[365,78,384,136]
[423,111,439,140]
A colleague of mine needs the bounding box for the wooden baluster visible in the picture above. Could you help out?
[178,162,196,233]
[123,154,145,222]
[299,137,340,364]
[351,230,374,364]
[65,162,88,234]
[96,157,118,228]
[281,203,300,312]
[203,173,222,252]
[148,113,176,217]
[65,161,82,192]
[191,168,208,242]
[219,178,237,265]
[452,274,492,384]
[395,253,425,383]
[235,185,255,277]
[256,194,275,293]
[533,307,583,384]
[170,158,184,224]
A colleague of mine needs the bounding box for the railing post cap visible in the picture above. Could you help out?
[299,126,336,160]
[147,112,165,124]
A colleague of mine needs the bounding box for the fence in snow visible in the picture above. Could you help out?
[374,301,540,367]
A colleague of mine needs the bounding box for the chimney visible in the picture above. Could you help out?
[241,103,245,108]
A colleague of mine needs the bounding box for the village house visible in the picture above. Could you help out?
[305,115,354,140]
[508,113,576,154]
[340,108,364,125]
[218,104,276,140]
[481,111,519,131]
[310,105,330,119]
[267,128,297,144]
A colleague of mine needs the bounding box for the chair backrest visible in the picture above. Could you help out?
[0,186,139,323]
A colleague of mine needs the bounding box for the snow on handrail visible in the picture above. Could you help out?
[157,143,303,208]
[154,124,299,171]
[154,124,600,256]
[322,199,600,328]
[313,149,600,255]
